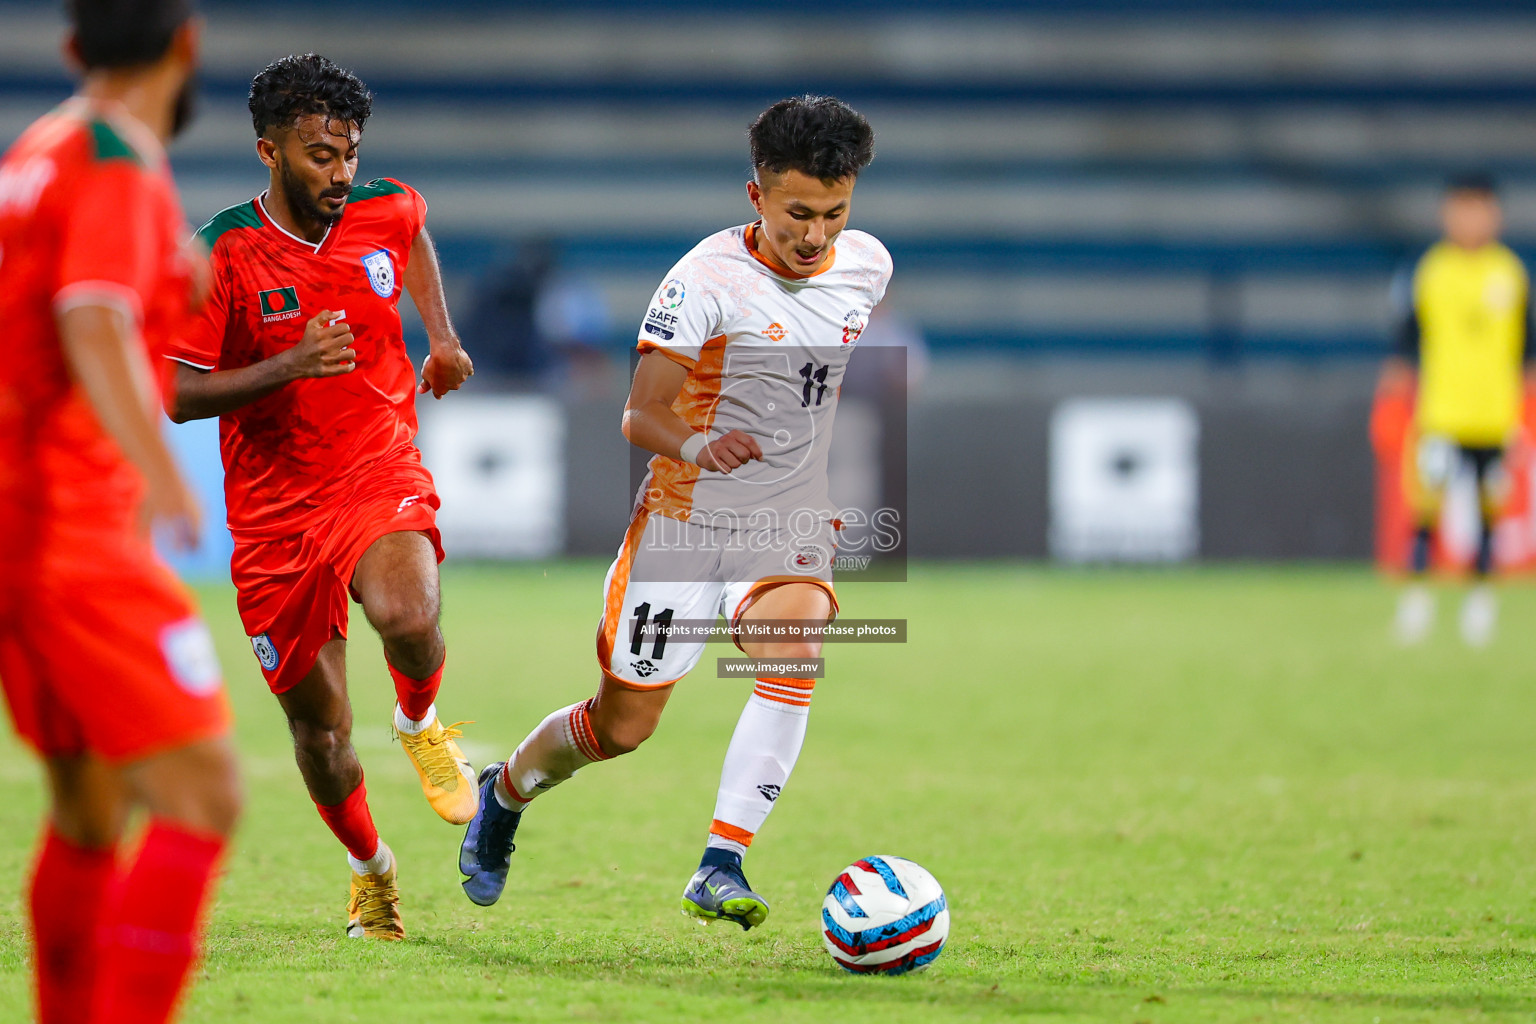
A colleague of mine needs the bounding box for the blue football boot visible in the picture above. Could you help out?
[459,763,521,907]
[680,851,769,930]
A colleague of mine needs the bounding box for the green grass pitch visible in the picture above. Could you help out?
[1,563,1535,1022]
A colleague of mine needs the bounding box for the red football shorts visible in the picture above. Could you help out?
[0,531,231,763]
[230,456,444,694]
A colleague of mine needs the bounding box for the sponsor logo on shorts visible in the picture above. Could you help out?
[251,633,280,672]
[361,249,396,297]
[656,279,686,309]
[258,286,301,323]
[764,322,788,343]
[160,618,222,696]
[398,494,421,512]
[787,545,827,573]
[644,308,678,341]
[632,658,658,679]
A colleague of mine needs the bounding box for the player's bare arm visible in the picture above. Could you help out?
[166,310,356,422]
[405,226,473,399]
[58,304,200,546]
[621,350,763,473]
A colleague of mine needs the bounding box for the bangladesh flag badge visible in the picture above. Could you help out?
[258,286,301,322]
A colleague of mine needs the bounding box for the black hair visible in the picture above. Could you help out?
[248,53,372,138]
[68,0,192,69]
[1446,171,1498,197]
[749,95,874,183]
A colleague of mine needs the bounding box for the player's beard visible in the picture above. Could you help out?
[278,158,350,230]
[170,75,197,139]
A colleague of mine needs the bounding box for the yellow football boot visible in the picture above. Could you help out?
[395,713,479,824]
[347,846,405,941]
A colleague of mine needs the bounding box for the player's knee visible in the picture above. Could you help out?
[754,640,823,662]
[137,742,243,838]
[290,718,352,764]
[189,760,243,837]
[367,596,439,647]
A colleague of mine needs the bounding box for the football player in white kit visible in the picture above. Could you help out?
[459,95,890,929]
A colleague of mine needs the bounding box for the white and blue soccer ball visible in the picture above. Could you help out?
[821,856,949,975]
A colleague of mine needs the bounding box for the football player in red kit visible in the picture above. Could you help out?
[0,2,241,1021]
[164,53,474,940]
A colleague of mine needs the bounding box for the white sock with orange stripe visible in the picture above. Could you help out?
[705,678,814,856]
[493,698,611,811]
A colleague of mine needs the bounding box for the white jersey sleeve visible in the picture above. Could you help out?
[635,257,725,367]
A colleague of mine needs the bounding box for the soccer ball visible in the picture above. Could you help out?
[821,856,949,975]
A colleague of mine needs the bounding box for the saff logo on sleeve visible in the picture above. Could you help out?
[362,249,396,297]
[258,286,301,322]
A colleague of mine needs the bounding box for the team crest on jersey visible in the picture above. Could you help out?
[251,633,280,672]
[841,309,867,345]
[657,279,686,309]
[361,249,396,297]
[764,322,788,343]
[258,286,301,323]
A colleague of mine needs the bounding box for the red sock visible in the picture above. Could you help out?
[30,827,117,1024]
[389,657,443,722]
[92,820,225,1024]
[314,777,380,861]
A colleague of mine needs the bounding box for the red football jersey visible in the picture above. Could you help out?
[0,99,194,571]
[167,179,428,540]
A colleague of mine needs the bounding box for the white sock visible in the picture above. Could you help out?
[708,680,813,849]
[347,840,393,877]
[394,702,436,735]
[706,834,747,858]
[495,699,609,810]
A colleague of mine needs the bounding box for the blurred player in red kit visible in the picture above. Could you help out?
[0,1,241,1021]
[163,53,474,940]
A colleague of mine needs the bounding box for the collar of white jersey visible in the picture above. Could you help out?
[743,221,838,280]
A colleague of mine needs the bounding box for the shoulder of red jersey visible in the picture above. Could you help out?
[346,177,427,230]
[5,109,160,198]
[84,116,155,169]
[194,199,263,256]
[346,176,415,205]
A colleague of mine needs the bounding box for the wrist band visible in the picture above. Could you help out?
[679,432,710,465]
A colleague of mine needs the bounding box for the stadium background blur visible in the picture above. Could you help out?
[9,0,1536,575]
[8,4,1536,1021]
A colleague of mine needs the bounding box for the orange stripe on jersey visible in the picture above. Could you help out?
[644,333,727,517]
[596,509,652,677]
[636,340,697,370]
[744,221,837,279]
[709,820,756,847]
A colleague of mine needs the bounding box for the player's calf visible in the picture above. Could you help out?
[455,696,630,906]
[583,677,671,757]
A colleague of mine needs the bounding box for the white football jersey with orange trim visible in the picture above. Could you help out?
[634,221,893,523]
